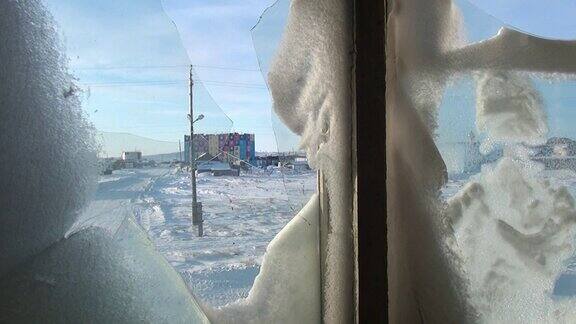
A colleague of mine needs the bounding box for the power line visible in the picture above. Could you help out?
[81,83,266,90]
[73,64,187,70]
[72,64,260,72]
[200,79,265,87]
[79,79,267,89]
[81,80,185,86]
[194,64,260,72]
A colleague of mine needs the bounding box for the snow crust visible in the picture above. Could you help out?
[0,0,98,278]
[267,0,354,321]
[447,156,576,322]
[210,194,320,323]
[209,0,354,319]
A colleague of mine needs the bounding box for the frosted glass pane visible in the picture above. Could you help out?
[388,0,576,321]
[0,0,209,322]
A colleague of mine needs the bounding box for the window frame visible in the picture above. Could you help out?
[354,0,388,322]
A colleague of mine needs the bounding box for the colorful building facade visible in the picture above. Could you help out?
[184,133,255,164]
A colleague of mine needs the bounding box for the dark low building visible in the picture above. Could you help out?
[532,137,576,170]
[255,153,308,169]
[195,153,239,176]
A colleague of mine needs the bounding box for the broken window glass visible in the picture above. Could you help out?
[1,0,326,322]
[249,0,355,322]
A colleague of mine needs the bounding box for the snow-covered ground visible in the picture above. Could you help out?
[69,168,170,237]
[91,166,317,307]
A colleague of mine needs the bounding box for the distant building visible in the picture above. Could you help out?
[184,133,255,165]
[463,132,483,174]
[287,157,310,171]
[254,153,308,169]
[462,132,502,174]
[255,155,281,168]
[121,151,142,162]
[532,137,576,170]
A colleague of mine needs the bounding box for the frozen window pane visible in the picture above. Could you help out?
[252,0,355,322]
[388,0,576,322]
[3,0,322,322]
[0,0,208,322]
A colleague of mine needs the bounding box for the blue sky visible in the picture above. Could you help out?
[43,0,295,153]
[438,0,576,165]
[466,0,576,40]
[42,0,576,155]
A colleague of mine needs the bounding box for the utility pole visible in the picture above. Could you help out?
[189,65,203,237]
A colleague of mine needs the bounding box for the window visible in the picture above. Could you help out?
[1,0,331,323]
[387,0,576,322]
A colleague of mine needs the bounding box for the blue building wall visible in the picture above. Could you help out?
[239,139,246,160]
[250,141,255,161]
[184,133,255,163]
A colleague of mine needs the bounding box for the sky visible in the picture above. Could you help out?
[41,0,576,157]
[43,0,295,155]
[466,0,576,40]
[439,0,576,142]
[434,0,576,172]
